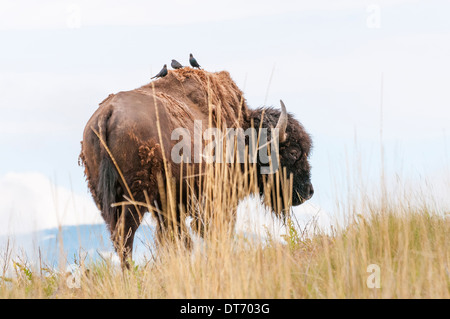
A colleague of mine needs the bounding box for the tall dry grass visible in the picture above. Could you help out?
[1,86,449,298]
[0,143,448,298]
[0,200,448,298]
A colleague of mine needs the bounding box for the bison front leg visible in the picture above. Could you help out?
[189,205,238,239]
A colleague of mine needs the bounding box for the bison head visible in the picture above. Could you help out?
[248,100,314,212]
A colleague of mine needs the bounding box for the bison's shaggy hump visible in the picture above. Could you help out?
[140,68,249,128]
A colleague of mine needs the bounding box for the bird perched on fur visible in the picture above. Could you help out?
[189,53,201,69]
[171,59,184,69]
[151,64,168,79]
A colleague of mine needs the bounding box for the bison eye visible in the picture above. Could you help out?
[289,149,301,160]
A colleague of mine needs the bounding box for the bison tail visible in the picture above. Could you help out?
[98,155,118,220]
[96,111,119,222]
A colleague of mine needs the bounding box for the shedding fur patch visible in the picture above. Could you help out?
[140,68,248,129]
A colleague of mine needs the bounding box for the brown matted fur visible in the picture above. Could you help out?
[79,68,313,268]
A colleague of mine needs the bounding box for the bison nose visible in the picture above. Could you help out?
[307,183,314,199]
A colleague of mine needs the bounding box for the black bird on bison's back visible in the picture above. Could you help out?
[189,53,201,69]
[151,64,168,79]
[171,59,184,69]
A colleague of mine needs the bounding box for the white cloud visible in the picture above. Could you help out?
[0,71,141,142]
[236,32,450,141]
[0,0,420,30]
[0,172,103,236]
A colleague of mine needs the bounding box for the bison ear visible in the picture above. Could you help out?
[275,100,288,143]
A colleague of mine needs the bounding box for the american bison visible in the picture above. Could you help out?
[79,68,313,268]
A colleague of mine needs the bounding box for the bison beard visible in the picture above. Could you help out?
[79,68,313,268]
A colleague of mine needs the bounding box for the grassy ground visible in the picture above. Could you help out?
[1,118,449,298]
[1,194,448,298]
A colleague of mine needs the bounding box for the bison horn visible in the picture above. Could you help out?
[275,100,288,143]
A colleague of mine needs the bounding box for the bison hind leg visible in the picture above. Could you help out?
[109,205,144,269]
[97,154,143,269]
[152,206,193,251]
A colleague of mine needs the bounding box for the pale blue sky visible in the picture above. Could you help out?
[0,0,449,234]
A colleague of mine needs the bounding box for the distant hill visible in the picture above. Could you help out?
[2,224,155,267]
